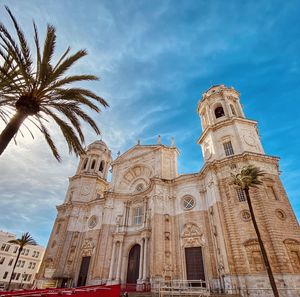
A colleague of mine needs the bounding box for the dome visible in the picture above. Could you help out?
[200,85,239,102]
[87,140,109,152]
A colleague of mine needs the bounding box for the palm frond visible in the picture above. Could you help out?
[42,108,85,156]
[36,117,61,161]
[8,232,37,247]
[0,7,108,161]
[49,49,87,82]
[38,25,56,88]
[33,22,41,88]
[232,165,265,190]
[5,6,33,77]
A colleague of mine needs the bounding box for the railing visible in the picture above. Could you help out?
[159,280,209,297]
[0,284,121,297]
[121,283,151,292]
[239,288,300,297]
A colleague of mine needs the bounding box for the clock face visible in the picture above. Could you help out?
[81,185,90,196]
[243,134,256,146]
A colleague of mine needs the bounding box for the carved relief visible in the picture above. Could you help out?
[81,183,91,196]
[88,215,98,229]
[181,223,205,247]
[119,164,152,192]
[82,238,95,256]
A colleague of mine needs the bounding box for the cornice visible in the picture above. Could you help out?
[199,152,279,174]
[69,173,109,185]
[197,117,258,144]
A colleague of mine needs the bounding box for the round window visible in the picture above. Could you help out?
[275,209,286,220]
[241,210,251,222]
[136,183,144,192]
[182,196,195,210]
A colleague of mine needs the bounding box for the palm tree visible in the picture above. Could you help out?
[6,232,37,291]
[232,165,279,297]
[0,6,108,161]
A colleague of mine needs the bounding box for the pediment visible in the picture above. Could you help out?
[112,145,161,164]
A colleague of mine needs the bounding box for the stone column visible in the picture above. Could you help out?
[138,239,144,280]
[142,237,148,280]
[108,241,116,280]
[116,241,123,281]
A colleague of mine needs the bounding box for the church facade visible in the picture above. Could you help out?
[36,85,300,295]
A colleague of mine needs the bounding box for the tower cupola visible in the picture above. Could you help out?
[76,140,112,180]
[197,85,264,163]
[197,85,245,130]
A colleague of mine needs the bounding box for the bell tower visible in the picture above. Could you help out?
[197,85,264,162]
[64,140,112,203]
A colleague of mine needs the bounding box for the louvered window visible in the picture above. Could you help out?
[223,141,234,156]
[237,189,246,202]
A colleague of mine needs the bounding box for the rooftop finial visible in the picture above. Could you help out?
[117,151,121,157]
[171,137,175,147]
[137,139,141,145]
[157,135,161,145]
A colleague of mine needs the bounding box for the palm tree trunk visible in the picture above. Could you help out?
[0,111,27,156]
[244,188,279,297]
[7,248,22,291]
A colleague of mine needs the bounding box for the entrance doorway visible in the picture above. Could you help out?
[77,256,91,287]
[127,244,140,283]
[185,247,205,285]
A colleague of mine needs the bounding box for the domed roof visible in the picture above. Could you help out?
[87,140,109,151]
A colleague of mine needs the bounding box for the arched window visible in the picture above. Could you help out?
[99,160,105,172]
[91,160,96,170]
[82,159,88,170]
[230,104,236,116]
[214,106,225,118]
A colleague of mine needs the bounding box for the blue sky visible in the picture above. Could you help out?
[0,0,299,246]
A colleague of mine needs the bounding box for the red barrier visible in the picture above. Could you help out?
[0,284,120,297]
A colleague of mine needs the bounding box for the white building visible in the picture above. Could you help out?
[0,231,45,289]
[37,85,300,296]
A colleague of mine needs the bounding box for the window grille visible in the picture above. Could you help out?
[183,196,195,210]
[237,189,246,202]
[223,141,234,156]
[133,207,143,225]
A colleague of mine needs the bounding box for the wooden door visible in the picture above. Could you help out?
[127,244,140,283]
[77,256,91,287]
[185,247,205,284]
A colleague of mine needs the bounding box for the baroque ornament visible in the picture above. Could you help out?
[88,215,98,229]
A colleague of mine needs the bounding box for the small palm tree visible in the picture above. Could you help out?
[0,7,108,161]
[232,165,279,297]
[6,232,37,291]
